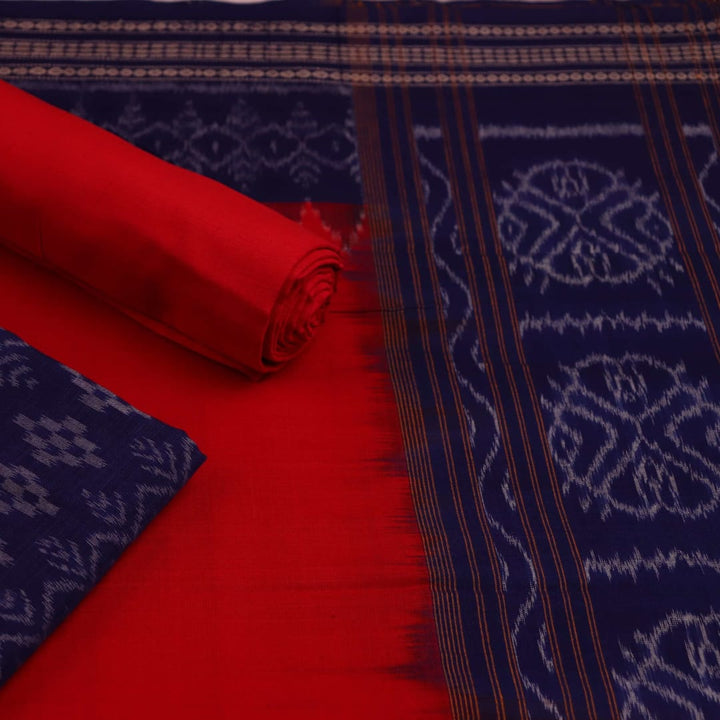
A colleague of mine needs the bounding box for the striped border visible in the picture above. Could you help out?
[0,17,716,38]
[619,3,720,365]
[445,4,622,718]
[1,64,716,86]
[0,38,716,69]
[1,5,718,88]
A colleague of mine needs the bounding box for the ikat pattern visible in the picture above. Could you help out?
[3,0,720,715]
[0,338,38,391]
[15,413,106,470]
[0,327,204,686]
[416,117,720,718]
[484,124,720,719]
[18,84,361,202]
[0,464,58,519]
[543,354,720,521]
[64,367,147,417]
[495,159,682,294]
[416,130,567,719]
[613,610,720,720]
[697,147,720,239]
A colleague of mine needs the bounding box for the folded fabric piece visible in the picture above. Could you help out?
[0,81,342,378]
[0,326,205,685]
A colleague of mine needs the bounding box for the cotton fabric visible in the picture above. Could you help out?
[0,80,342,378]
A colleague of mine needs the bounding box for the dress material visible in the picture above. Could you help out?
[0,326,205,686]
[0,80,342,378]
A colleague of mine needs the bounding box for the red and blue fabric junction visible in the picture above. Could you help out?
[2,2,720,720]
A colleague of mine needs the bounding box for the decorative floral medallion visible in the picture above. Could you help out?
[614,610,720,720]
[496,159,682,293]
[544,354,720,520]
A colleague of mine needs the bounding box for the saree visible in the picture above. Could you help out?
[3,1,720,719]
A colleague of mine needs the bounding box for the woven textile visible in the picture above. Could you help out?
[354,3,720,719]
[0,327,204,685]
[0,80,342,377]
[2,1,720,719]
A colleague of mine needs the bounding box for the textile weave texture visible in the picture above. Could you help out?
[352,3,720,719]
[0,327,204,685]
[2,1,720,719]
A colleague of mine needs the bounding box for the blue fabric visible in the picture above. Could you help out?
[0,328,204,685]
[29,85,361,203]
[355,1,720,718]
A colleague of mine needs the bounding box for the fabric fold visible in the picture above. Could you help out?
[0,326,205,686]
[0,80,342,378]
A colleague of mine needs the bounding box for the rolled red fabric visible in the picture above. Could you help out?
[0,80,342,378]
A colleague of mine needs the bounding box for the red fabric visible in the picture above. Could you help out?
[0,203,451,720]
[0,80,342,378]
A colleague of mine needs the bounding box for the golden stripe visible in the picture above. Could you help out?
[0,64,715,86]
[0,17,715,39]
[349,5,473,715]
[0,38,714,68]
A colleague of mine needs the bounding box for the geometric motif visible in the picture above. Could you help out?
[415,112,720,719]
[27,86,362,202]
[415,129,568,720]
[0,464,58,518]
[0,338,38,391]
[613,610,720,720]
[101,94,360,193]
[14,414,106,469]
[543,354,720,521]
[495,159,683,294]
[64,367,145,417]
[0,589,33,625]
[36,538,87,578]
[0,327,204,685]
